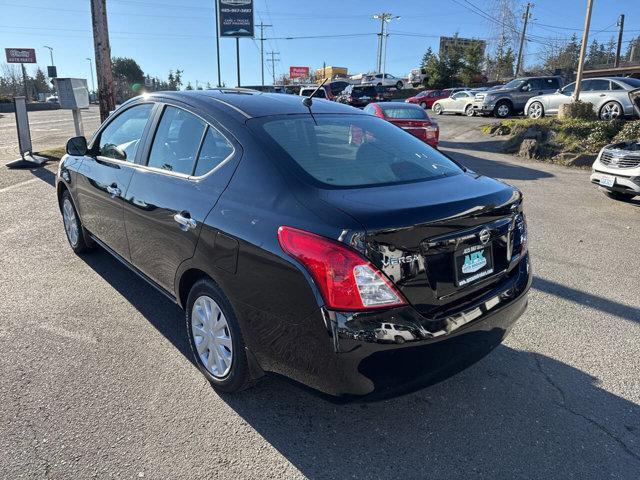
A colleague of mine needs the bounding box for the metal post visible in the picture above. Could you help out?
[214,0,221,87]
[90,0,116,122]
[72,109,84,137]
[382,27,388,80]
[515,3,532,76]
[258,22,272,87]
[572,0,594,102]
[614,14,625,68]
[86,58,95,95]
[376,21,384,71]
[20,63,29,101]
[236,37,240,87]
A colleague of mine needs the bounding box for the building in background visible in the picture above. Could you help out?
[439,36,486,57]
[315,66,348,83]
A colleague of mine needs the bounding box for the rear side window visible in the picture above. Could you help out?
[194,127,234,176]
[254,114,462,188]
[379,106,428,119]
[98,103,153,162]
[147,106,206,175]
[585,79,610,91]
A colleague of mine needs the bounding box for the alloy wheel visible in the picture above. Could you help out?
[465,105,475,116]
[62,198,79,247]
[191,295,233,378]
[496,104,510,117]
[600,102,621,120]
[528,102,543,119]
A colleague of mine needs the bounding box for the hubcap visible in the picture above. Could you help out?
[497,104,510,117]
[602,103,620,120]
[529,103,542,118]
[62,198,79,246]
[191,295,233,378]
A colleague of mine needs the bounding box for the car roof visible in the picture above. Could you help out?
[141,89,365,120]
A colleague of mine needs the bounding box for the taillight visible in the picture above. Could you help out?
[277,226,406,311]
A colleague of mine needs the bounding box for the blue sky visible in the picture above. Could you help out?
[1,0,639,88]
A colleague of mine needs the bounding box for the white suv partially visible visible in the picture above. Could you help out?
[590,141,640,201]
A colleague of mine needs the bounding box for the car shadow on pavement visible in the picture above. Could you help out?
[440,138,509,154]
[443,149,554,181]
[77,248,640,478]
[533,276,640,324]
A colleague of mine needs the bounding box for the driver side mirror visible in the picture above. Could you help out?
[66,136,87,156]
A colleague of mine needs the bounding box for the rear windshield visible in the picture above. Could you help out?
[619,77,640,88]
[379,105,429,119]
[251,114,462,188]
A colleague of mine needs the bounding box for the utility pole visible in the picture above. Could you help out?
[267,51,279,86]
[372,13,399,73]
[515,2,533,76]
[213,0,221,87]
[235,38,241,87]
[86,57,95,95]
[572,0,594,102]
[90,0,115,122]
[257,22,272,87]
[614,14,625,68]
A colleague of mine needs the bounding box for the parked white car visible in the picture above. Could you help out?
[362,73,404,90]
[432,90,476,116]
[299,86,327,99]
[590,141,640,202]
[374,323,416,344]
[525,77,640,120]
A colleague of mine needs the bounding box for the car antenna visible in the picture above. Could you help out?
[302,77,328,109]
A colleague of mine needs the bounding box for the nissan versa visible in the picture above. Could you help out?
[56,90,531,399]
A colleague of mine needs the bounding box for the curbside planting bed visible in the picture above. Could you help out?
[482,118,640,168]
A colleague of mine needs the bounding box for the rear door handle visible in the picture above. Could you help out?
[106,184,121,198]
[173,211,197,231]
[599,94,606,97]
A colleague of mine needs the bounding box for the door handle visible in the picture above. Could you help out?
[106,184,121,198]
[173,211,197,231]
[599,94,606,97]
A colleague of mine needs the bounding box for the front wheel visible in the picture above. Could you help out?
[465,104,475,116]
[433,103,443,115]
[494,101,512,118]
[186,278,253,393]
[419,101,427,109]
[395,81,403,90]
[528,101,544,119]
[604,190,635,202]
[60,190,95,254]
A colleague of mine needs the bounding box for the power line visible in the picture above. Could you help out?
[266,51,279,86]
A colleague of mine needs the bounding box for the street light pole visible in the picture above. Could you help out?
[213,0,222,87]
[43,45,54,67]
[86,57,95,95]
[572,0,594,102]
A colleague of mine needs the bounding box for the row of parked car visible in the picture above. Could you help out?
[404,75,640,121]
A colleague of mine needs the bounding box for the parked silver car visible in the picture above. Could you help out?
[525,77,640,120]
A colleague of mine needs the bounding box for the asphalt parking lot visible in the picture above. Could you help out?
[1,113,639,479]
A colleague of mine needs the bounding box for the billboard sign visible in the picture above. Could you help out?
[218,0,254,37]
[289,66,310,78]
[5,48,36,64]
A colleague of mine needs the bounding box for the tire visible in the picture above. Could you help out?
[604,190,635,201]
[433,103,443,115]
[494,101,512,118]
[528,101,544,119]
[599,101,623,121]
[419,101,427,109]
[395,81,403,90]
[185,278,252,393]
[464,104,475,117]
[377,82,382,87]
[60,190,95,254]
[394,335,406,345]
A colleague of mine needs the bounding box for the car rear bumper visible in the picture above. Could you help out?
[319,254,532,400]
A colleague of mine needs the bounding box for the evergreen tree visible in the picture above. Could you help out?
[460,42,484,85]
[185,81,194,90]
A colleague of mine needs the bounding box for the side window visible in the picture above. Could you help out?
[562,82,576,95]
[587,79,610,91]
[581,80,593,91]
[611,82,623,90]
[363,104,376,115]
[452,92,464,100]
[546,78,560,90]
[98,103,153,162]
[147,106,206,175]
[193,127,234,176]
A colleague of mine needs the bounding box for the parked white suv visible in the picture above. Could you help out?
[590,141,640,201]
[362,73,404,89]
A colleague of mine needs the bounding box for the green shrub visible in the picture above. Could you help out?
[613,121,640,142]
[585,120,624,150]
[559,101,597,120]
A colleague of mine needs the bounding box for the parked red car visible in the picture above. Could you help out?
[405,88,467,109]
[364,102,439,148]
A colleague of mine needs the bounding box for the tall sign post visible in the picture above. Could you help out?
[90,0,116,122]
[217,0,255,88]
[5,48,37,101]
[6,96,47,169]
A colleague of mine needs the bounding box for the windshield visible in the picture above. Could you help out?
[251,114,462,188]
[503,79,526,90]
[416,91,428,98]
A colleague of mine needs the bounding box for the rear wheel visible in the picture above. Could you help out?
[186,278,252,392]
[60,190,95,254]
[494,101,512,118]
[528,101,544,119]
[395,81,403,90]
[433,103,443,115]
[419,101,427,109]
[464,104,475,116]
[604,190,635,201]
[599,101,622,120]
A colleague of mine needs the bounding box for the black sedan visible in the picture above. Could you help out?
[56,90,531,399]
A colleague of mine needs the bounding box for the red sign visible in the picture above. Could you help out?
[5,48,37,64]
[289,66,309,79]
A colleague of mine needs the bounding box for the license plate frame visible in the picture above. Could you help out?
[454,243,495,287]
[599,175,616,188]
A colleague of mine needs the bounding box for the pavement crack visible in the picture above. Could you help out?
[534,353,640,464]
